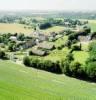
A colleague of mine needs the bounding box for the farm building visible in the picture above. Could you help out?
[38,42,55,50]
[78,35,91,42]
[49,32,57,37]
[9,36,17,41]
[31,31,48,41]
[31,48,46,56]
[22,39,36,49]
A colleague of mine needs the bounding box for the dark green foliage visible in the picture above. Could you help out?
[8,42,16,51]
[69,62,83,77]
[0,50,5,59]
[23,57,62,74]
[23,56,30,66]
[83,26,91,34]
[85,62,96,79]
[39,22,52,29]
[66,53,74,62]
[17,34,25,41]
[65,40,71,49]
[71,44,81,51]
[68,33,78,41]
[85,41,96,80]
[29,51,33,55]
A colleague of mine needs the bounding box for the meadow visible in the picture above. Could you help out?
[0,60,96,100]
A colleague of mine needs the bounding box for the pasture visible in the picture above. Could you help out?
[0,60,96,100]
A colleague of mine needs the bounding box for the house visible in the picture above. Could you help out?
[49,32,57,38]
[78,35,91,42]
[38,42,55,50]
[31,31,48,41]
[38,33,48,41]
[9,36,17,41]
[31,48,46,56]
[21,39,36,49]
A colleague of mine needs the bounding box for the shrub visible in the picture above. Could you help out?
[23,56,30,66]
[23,57,62,74]
[29,50,33,55]
[0,50,5,59]
[60,59,71,75]
[85,62,96,80]
[71,45,81,51]
[66,53,74,62]
[69,62,83,77]
[65,40,71,49]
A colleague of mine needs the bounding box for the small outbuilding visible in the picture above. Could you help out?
[38,42,55,50]
[31,48,46,56]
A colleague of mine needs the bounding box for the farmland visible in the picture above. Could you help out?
[0,60,96,100]
[0,13,96,100]
[0,23,65,35]
[0,23,33,34]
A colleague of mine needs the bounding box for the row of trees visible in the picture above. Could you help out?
[85,41,96,80]
[23,52,85,79]
[23,57,61,74]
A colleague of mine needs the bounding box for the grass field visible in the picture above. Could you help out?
[0,23,33,34]
[88,20,96,31]
[0,60,96,100]
[73,51,89,64]
[41,26,65,34]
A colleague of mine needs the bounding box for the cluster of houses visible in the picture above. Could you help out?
[8,30,59,56]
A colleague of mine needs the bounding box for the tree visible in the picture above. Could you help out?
[39,22,52,29]
[23,56,30,66]
[0,50,5,59]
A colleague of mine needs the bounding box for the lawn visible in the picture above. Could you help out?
[0,23,33,34]
[44,47,69,62]
[53,36,68,48]
[0,60,96,100]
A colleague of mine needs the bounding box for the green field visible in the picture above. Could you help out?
[41,26,65,34]
[0,60,96,100]
[73,51,89,64]
[88,20,96,31]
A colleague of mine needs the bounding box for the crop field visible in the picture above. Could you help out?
[0,23,33,34]
[0,60,96,100]
[0,23,65,36]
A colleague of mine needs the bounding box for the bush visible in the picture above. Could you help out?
[69,62,84,77]
[65,40,71,49]
[0,50,5,59]
[68,33,78,41]
[23,57,62,74]
[60,59,71,75]
[29,51,33,55]
[23,56,30,66]
[85,62,96,80]
[66,53,74,62]
[71,45,81,51]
